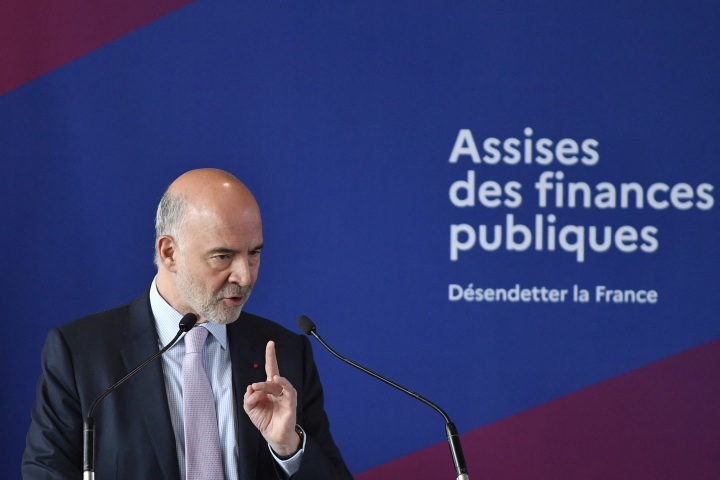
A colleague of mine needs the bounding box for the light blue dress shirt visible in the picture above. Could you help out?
[150,278,304,479]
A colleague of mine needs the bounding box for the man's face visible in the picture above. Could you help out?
[174,204,263,325]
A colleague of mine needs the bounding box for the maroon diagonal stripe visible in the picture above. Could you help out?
[0,0,196,97]
[356,337,720,480]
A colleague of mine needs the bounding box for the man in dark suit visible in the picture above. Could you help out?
[23,169,353,480]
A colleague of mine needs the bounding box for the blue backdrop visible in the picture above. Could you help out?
[1,0,719,477]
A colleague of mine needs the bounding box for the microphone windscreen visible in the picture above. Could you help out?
[179,313,198,332]
[296,315,316,335]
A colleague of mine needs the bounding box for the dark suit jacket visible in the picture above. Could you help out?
[22,289,353,480]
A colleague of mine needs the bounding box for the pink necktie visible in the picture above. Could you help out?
[183,326,225,480]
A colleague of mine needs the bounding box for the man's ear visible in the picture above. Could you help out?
[157,236,180,272]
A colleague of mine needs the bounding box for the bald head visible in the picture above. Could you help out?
[154,169,260,265]
[168,168,258,214]
[154,169,264,324]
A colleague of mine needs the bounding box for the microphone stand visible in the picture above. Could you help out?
[83,313,197,480]
[297,316,469,480]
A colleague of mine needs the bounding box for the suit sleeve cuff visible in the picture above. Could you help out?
[269,425,306,477]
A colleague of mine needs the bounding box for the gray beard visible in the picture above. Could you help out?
[175,262,252,325]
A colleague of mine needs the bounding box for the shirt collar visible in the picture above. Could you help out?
[149,276,228,350]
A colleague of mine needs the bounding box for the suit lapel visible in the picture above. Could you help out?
[120,290,181,480]
[228,314,267,480]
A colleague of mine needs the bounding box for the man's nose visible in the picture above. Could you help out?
[229,256,252,286]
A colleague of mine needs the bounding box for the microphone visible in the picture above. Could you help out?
[296,315,470,480]
[83,313,198,480]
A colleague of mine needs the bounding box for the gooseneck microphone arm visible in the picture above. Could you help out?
[296,315,469,480]
[300,319,452,422]
[83,313,198,480]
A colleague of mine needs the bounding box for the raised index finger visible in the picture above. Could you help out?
[265,340,280,380]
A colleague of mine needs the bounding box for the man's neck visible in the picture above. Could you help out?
[155,269,207,324]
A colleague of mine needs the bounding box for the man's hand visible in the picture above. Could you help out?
[243,341,302,457]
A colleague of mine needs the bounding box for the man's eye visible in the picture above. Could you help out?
[214,255,230,260]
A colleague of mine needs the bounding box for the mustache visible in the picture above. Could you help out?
[216,284,252,299]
